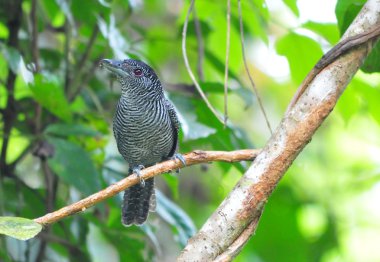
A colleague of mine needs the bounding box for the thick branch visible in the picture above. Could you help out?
[214,210,262,262]
[178,1,380,261]
[34,149,260,225]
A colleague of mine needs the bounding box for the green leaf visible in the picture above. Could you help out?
[45,123,101,137]
[162,174,179,200]
[71,0,109,25]
[0,22,9,38]
[199,82,253,107]
[356,79,380,124]
[239,0,270,44]
[335,0,366,34]
[0,217,42,240]
[1,45,20,73]
[283,0,299,17]
[204,49,240,81]
[40,0,63,27]
[169,95,216,141]
[140,224,161,255]
[361,41,380,73]
[30,74,72,122]
[302,21,340,44]
[98,15,129,58]
[47,137,101,195]
[87,223,119,262]
[336,83,360,123]
[0,44,34,83]
[275,32,323,84]
[335,0,380,73]
[55,0,75,33]
[156,191,197,247]
[97,0,111,7]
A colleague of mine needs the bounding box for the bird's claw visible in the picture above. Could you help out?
[172,153,186,167]
[170,153,186,174]
[133,165,145,187]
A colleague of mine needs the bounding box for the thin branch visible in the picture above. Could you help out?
[30,0,40,72]
[69,59,100,101]
[182,0,224,124]
[223,0,231,127]
[193,8,205,81]
[178,1,380,260]
[76,25,99,73]
[165,83,197,96]
[38,232,83,253]
[237,0,273,135]
[69,24,99,101]
[30,0,43,136]
[34,149,260,225]
[63,19,72,93]
[36,160,57,262]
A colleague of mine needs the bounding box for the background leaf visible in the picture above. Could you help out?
[302,21,340,44]
[1,0,380,261]
[283,0,299,17]
[335,0,380,72]
[44,123,101,137]
[275,32,323,84]
[0,217,42,241]
[156,191,197,248]
[30,74,72,122]
[47,137,101,195]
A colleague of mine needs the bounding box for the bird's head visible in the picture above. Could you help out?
[100,58,163,98]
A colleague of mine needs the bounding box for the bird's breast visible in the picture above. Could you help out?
[113,99,174,167]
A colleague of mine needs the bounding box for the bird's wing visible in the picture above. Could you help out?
[165,99,180,158]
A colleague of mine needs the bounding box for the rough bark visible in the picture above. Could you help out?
[178,1,380,261]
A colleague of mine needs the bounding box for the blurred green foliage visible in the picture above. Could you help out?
[0,0,379,261]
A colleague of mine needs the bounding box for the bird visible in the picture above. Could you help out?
[100,58,185,226]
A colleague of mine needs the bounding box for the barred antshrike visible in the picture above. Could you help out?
[101,58,185,226]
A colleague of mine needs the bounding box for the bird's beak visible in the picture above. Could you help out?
[100,59,129,77]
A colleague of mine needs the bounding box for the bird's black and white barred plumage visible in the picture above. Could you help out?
[101,58,180,226]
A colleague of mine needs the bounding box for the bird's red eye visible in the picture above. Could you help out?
[133,68,143,76]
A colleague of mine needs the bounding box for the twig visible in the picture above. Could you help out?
[237,0,273,135]
[165,83,197,96]
[70,59,100,101]
[63,19,71,93]
[38,232,84,254]
[34,149,260,225]
[69,24,99,101]
[223,0,231,127]
[76,25,99,73]
[36,160,57,261]
[30,0,40,72]
[30,0,43,136]
[193,8,205,81]
[182,0,224,124]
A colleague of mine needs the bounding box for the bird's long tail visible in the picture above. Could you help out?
[122,177,156,226]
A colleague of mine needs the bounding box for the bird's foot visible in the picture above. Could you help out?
[132,165,145,187]
[171,153,186,174]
